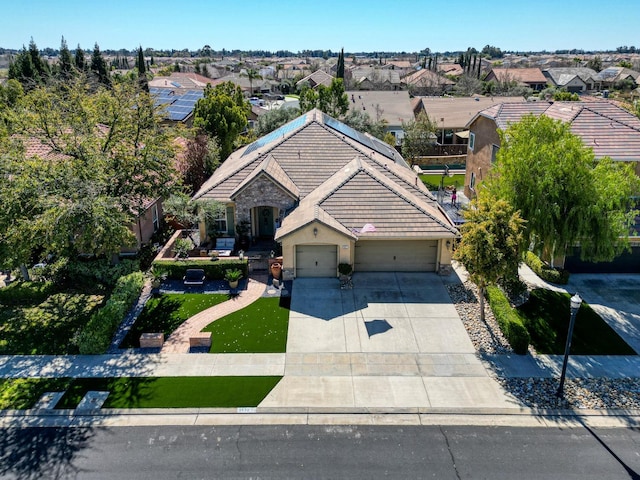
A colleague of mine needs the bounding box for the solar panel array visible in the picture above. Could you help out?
[322,113,398,160]
[242,115,307,157]
[150,88,204,122]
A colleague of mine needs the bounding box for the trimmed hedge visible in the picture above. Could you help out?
[76,271,145,354]
[486,285,530,354]
[524,251,570,285]
[152,259,248,280]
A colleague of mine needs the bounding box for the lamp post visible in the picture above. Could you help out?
[556,293,583,399]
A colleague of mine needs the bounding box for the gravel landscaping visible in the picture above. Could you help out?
[446,280,640,410]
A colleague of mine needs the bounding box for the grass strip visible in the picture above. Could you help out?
[0,378,72,409]
[55,376,282,409]
[517,288,636,355]
[203,297,290,353]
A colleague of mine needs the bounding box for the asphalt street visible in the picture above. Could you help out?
[1,425,639,479]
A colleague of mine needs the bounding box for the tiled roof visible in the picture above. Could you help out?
[417,96,527,129]
[543,67,598,86]
[345,90,414,126]
[488,67,547,84]
[296,69,334,87]
[402,69,455,86]
[472,101,640,162]
[195,108,457,239]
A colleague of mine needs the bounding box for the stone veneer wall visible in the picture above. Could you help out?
[233,176,298,226]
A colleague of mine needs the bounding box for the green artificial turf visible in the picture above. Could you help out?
[419,173,465,191]
[0,284,104,355]
[517,288,636,355]
[0,378,72,409]
[203,297,290,353]
[121,293,228,347]
[55,376,281,408]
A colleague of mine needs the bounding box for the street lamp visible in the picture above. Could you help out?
[556,292,583,399]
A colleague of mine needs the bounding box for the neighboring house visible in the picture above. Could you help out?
[401,68,455,95]
[350,67,402,90]
[148,72,218,90]
[542,67,598,92]
[464,100,640,199]
[296,70,334,89]
[22,137,162,254]
[150,88,205,125]
[192,109,458,277]
[484,67,548,91]
[414,96,528,145]
[594,66,640,90]
[437,63,464,77]
[345,90,414,145]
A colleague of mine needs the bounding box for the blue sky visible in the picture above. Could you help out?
[2,0,639,53]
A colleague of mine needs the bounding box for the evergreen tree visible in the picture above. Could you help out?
[90,42,110,87]
[58,36,73,79]
[336,48,345,79]
[137,46,148,92]
[75,44,86,71]
[28,38,49,79]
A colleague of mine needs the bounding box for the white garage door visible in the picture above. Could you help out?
[296,245,338,277]
[355,240,438,272]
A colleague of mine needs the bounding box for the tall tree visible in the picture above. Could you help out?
[454,194,524,322]
[241,68,262,96]
[57,36,74,79]
[136,46,149,92]
[8,39,48,90]
[75,44,86,71]
[0,79,178,269]
[90,42,110,86]
[193,81,249,160]
[336,48,345,79]
[176,134,221,194]
[299,78,349,118]
[486,114,640,265]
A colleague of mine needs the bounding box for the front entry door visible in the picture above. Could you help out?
[258,207,274,237]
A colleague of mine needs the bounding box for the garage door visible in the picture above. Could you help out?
[355,240,438,272]
[296,245,338,277]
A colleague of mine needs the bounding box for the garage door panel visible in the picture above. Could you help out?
[296,245,337,277]
[355,240,437,272]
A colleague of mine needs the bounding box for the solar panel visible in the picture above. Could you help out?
[322,113,398,160]
[242,115,307,157]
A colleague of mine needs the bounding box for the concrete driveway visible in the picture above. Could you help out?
[260,272,516,410]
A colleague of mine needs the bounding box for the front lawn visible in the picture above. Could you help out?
[55,376,281,408]
[121,293,228,348]
[0,378,72,409]
[0,282,104,355]
[517,288,636,355]
[203,297,290,353]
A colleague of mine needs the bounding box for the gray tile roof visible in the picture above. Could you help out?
[195,109,457,239]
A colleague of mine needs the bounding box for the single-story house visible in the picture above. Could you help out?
[594,66,640,90]
[484,67,548,91]
[401,68,455,95]
[346,90,414,145]
[542,67,598,92]
[296,70,335,89]
[192,108,458,277]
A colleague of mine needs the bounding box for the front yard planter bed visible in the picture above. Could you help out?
[152,259,248,281]
[55,376,282,408]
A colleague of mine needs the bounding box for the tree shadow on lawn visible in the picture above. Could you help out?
[0,292,103,355]
[518,288,636,355]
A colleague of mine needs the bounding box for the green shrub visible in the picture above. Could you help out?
[76,271,144,354]
[63,258,141,287]
[486,285,530,354]
[152,259,248,280]
[0,281,56,306]
[524,251,570,284]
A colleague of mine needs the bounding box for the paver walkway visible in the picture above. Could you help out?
[160,273,269,353]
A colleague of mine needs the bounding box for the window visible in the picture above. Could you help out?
[214,210,227,234]
[152,204,159,232]
[491,144,500,163]
[468,132,475,151]
[470,172,476,190]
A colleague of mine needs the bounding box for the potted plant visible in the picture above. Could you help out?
[270,262,282,280]
[338,263,353,278]
[224,268,243,289]
[150,267,167,290]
